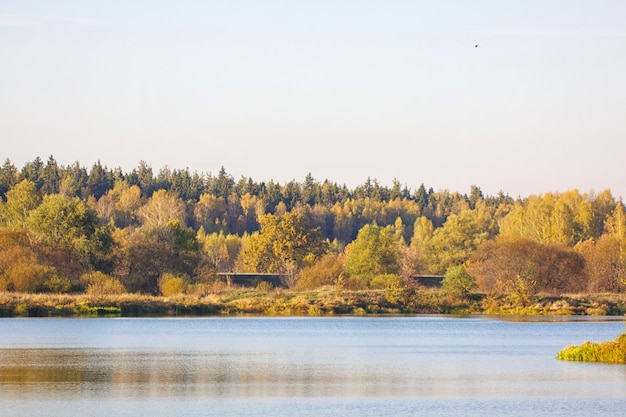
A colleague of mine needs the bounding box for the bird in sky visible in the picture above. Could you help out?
[475,44,479,48]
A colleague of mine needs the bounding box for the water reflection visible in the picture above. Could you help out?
[0,348,430,398]
[1,317,626,417]
[2,344,626,400]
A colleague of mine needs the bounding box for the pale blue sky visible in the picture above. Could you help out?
[1,1,625,198]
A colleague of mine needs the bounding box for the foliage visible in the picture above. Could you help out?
[576,202,626,292]
[500,190,615,245]
[369,273,403,304]
[158,273,189,296]
[0,227,59,292]
[2,263,58,293]
[343,223,401,286]
[2,156,626,299]
[242,212,328,276]
[468,237,587,303]
[139,189,186,227]
[1,180,41,227]
[577,236,626,292]
[557,334,626,364]
[369,273,401,290]
[420,205,497,274]
[294,253,344,290]
[26,194,112,276]
[197,229,242,272]
[194,193,228,233]
[31,275,72,293]
[442,265,475,300]
[112,223,200,294]
[82,272,126,295]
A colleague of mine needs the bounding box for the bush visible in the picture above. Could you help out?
[442,265,475,300]
[557,334,626,364]
[294,253,344,290]
[82,272,126,295]
[370,274,396,290]
[158,273,188,296]
[255,280,274,292]
[369,274,403,304]
[337,275,367,291]
[32,275,72,293]
[4,264,58,292]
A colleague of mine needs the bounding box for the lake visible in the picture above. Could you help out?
[1,316,625,417]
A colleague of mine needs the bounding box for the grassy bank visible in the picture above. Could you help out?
[557,333,626,364]
[1,289,625,317]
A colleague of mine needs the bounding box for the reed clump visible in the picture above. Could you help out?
[557,334,626,364]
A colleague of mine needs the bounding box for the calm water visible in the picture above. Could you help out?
[1,316,625,417]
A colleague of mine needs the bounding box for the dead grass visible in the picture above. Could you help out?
[1,290,624,317]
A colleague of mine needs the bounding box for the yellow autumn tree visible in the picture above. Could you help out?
[241,212,328,278]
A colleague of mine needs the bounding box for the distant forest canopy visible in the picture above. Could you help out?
[1,155,625,297]
[0,155,514,216]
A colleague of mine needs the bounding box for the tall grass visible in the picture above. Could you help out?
[1,289,625,317]
[557,334,626,364]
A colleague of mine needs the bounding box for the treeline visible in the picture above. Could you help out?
[0,156,625,301]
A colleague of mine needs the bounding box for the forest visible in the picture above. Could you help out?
[0,156,625,309]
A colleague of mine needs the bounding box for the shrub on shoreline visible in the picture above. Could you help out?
[557,334,626,364]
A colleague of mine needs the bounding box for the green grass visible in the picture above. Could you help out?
[557,334,626,364]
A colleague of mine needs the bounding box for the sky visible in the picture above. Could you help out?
[1,1,625,199]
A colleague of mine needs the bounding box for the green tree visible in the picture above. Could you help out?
[302,173,321,206]
[422,207,496,274]
[40,155,61,195]
[442,265,475,300]
[27,195,96,249]
[343,223,401,286]
[128,160,156,197]
[26,194,113,278]
[411,216,434,248]
[0,158,19,198]
[21,157,44,191]
[1,180,41,227]
[414,183,429,211]
[59,161,88,198]
[207,166,234,198]
[86,161,113,199]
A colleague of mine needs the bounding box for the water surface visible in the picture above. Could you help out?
[1,316,625,416]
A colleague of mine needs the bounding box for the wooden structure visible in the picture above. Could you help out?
[410,275,444,288]
[215,273,287,288]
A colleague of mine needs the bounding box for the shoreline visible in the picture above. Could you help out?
[1,289,625,318]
